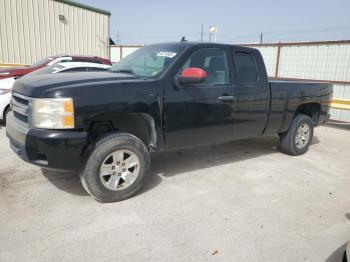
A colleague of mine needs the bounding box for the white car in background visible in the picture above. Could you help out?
[24,62,111,76]
[0,62,111,123]
[0,77,15,122]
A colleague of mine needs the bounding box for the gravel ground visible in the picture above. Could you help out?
[0,123,349,262]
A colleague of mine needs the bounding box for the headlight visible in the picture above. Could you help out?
[33,98,74,129]
[0,89,11,95]
[0,72,10,76]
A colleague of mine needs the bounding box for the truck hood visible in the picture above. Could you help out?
[12,72,142,97]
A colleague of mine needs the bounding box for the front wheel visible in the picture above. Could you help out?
[80,133,150,202]
[279,114,314,156]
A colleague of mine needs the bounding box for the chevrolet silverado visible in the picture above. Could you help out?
[6,42,333,202]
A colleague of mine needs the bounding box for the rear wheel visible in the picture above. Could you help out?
[279,114,314,156]
[80,133,150,202]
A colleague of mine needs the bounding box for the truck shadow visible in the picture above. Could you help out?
[41,135,321,197]
[140,136,278,194]
[142,135,321,193]
[149,136,279,178]
[326,121,350,130]
[41,168,88,196]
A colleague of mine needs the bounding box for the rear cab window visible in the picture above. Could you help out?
[233,51,258,84]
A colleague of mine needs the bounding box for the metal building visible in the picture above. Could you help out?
[0,0,110,65]
[243,40,350,122]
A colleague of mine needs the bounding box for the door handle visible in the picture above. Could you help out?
[217,95,235,102]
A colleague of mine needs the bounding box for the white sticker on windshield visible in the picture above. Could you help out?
[157,52,177,58]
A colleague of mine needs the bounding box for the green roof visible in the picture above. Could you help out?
[55,0,111,16]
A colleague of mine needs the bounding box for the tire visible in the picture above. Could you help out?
[279,114,314,156]
[80,133,150,202]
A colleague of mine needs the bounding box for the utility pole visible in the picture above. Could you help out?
[116,29,120,45]
[209,26,217,43]
[200,24,204,42]
[260,32,263,44]
[214,27,217,43]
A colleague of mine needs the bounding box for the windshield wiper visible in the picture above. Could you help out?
[110,68,151,79]
[111,69,136,75]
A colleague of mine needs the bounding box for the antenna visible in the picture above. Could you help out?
[200,24,204,42]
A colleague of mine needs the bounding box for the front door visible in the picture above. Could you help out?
[164,47,238,149]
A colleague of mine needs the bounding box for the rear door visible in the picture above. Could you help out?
[229,48,270,137]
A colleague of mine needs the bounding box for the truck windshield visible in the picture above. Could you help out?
[110,44,185,78]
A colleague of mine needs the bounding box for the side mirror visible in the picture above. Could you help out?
[175,68,207,87]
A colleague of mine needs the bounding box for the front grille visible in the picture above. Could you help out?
[13,111,28,122]
[13,95,28,106]
[11,92,30,125]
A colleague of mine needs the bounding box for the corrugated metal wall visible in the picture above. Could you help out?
[245,41,350,122]
[0,0,110,64]
[255,46,278,77]
[110,45,141,63]
[278,43,350,81]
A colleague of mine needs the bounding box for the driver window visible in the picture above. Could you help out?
[178,48,229,85]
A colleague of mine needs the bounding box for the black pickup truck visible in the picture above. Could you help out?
[7,42,332,202]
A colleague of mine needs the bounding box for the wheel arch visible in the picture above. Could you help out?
[88,113,157,151]
[2,104,10,120]
[279,102,321,134]
[294,102,321,125]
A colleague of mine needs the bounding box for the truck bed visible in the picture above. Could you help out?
[264,80,332,135]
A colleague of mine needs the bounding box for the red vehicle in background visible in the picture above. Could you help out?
[0,55,111,79]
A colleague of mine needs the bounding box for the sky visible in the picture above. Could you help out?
[78,0,350,45]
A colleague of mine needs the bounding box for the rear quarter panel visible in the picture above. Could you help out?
[264,81,332,135]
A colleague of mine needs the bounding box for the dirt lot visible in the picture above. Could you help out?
[0,123,349,262]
